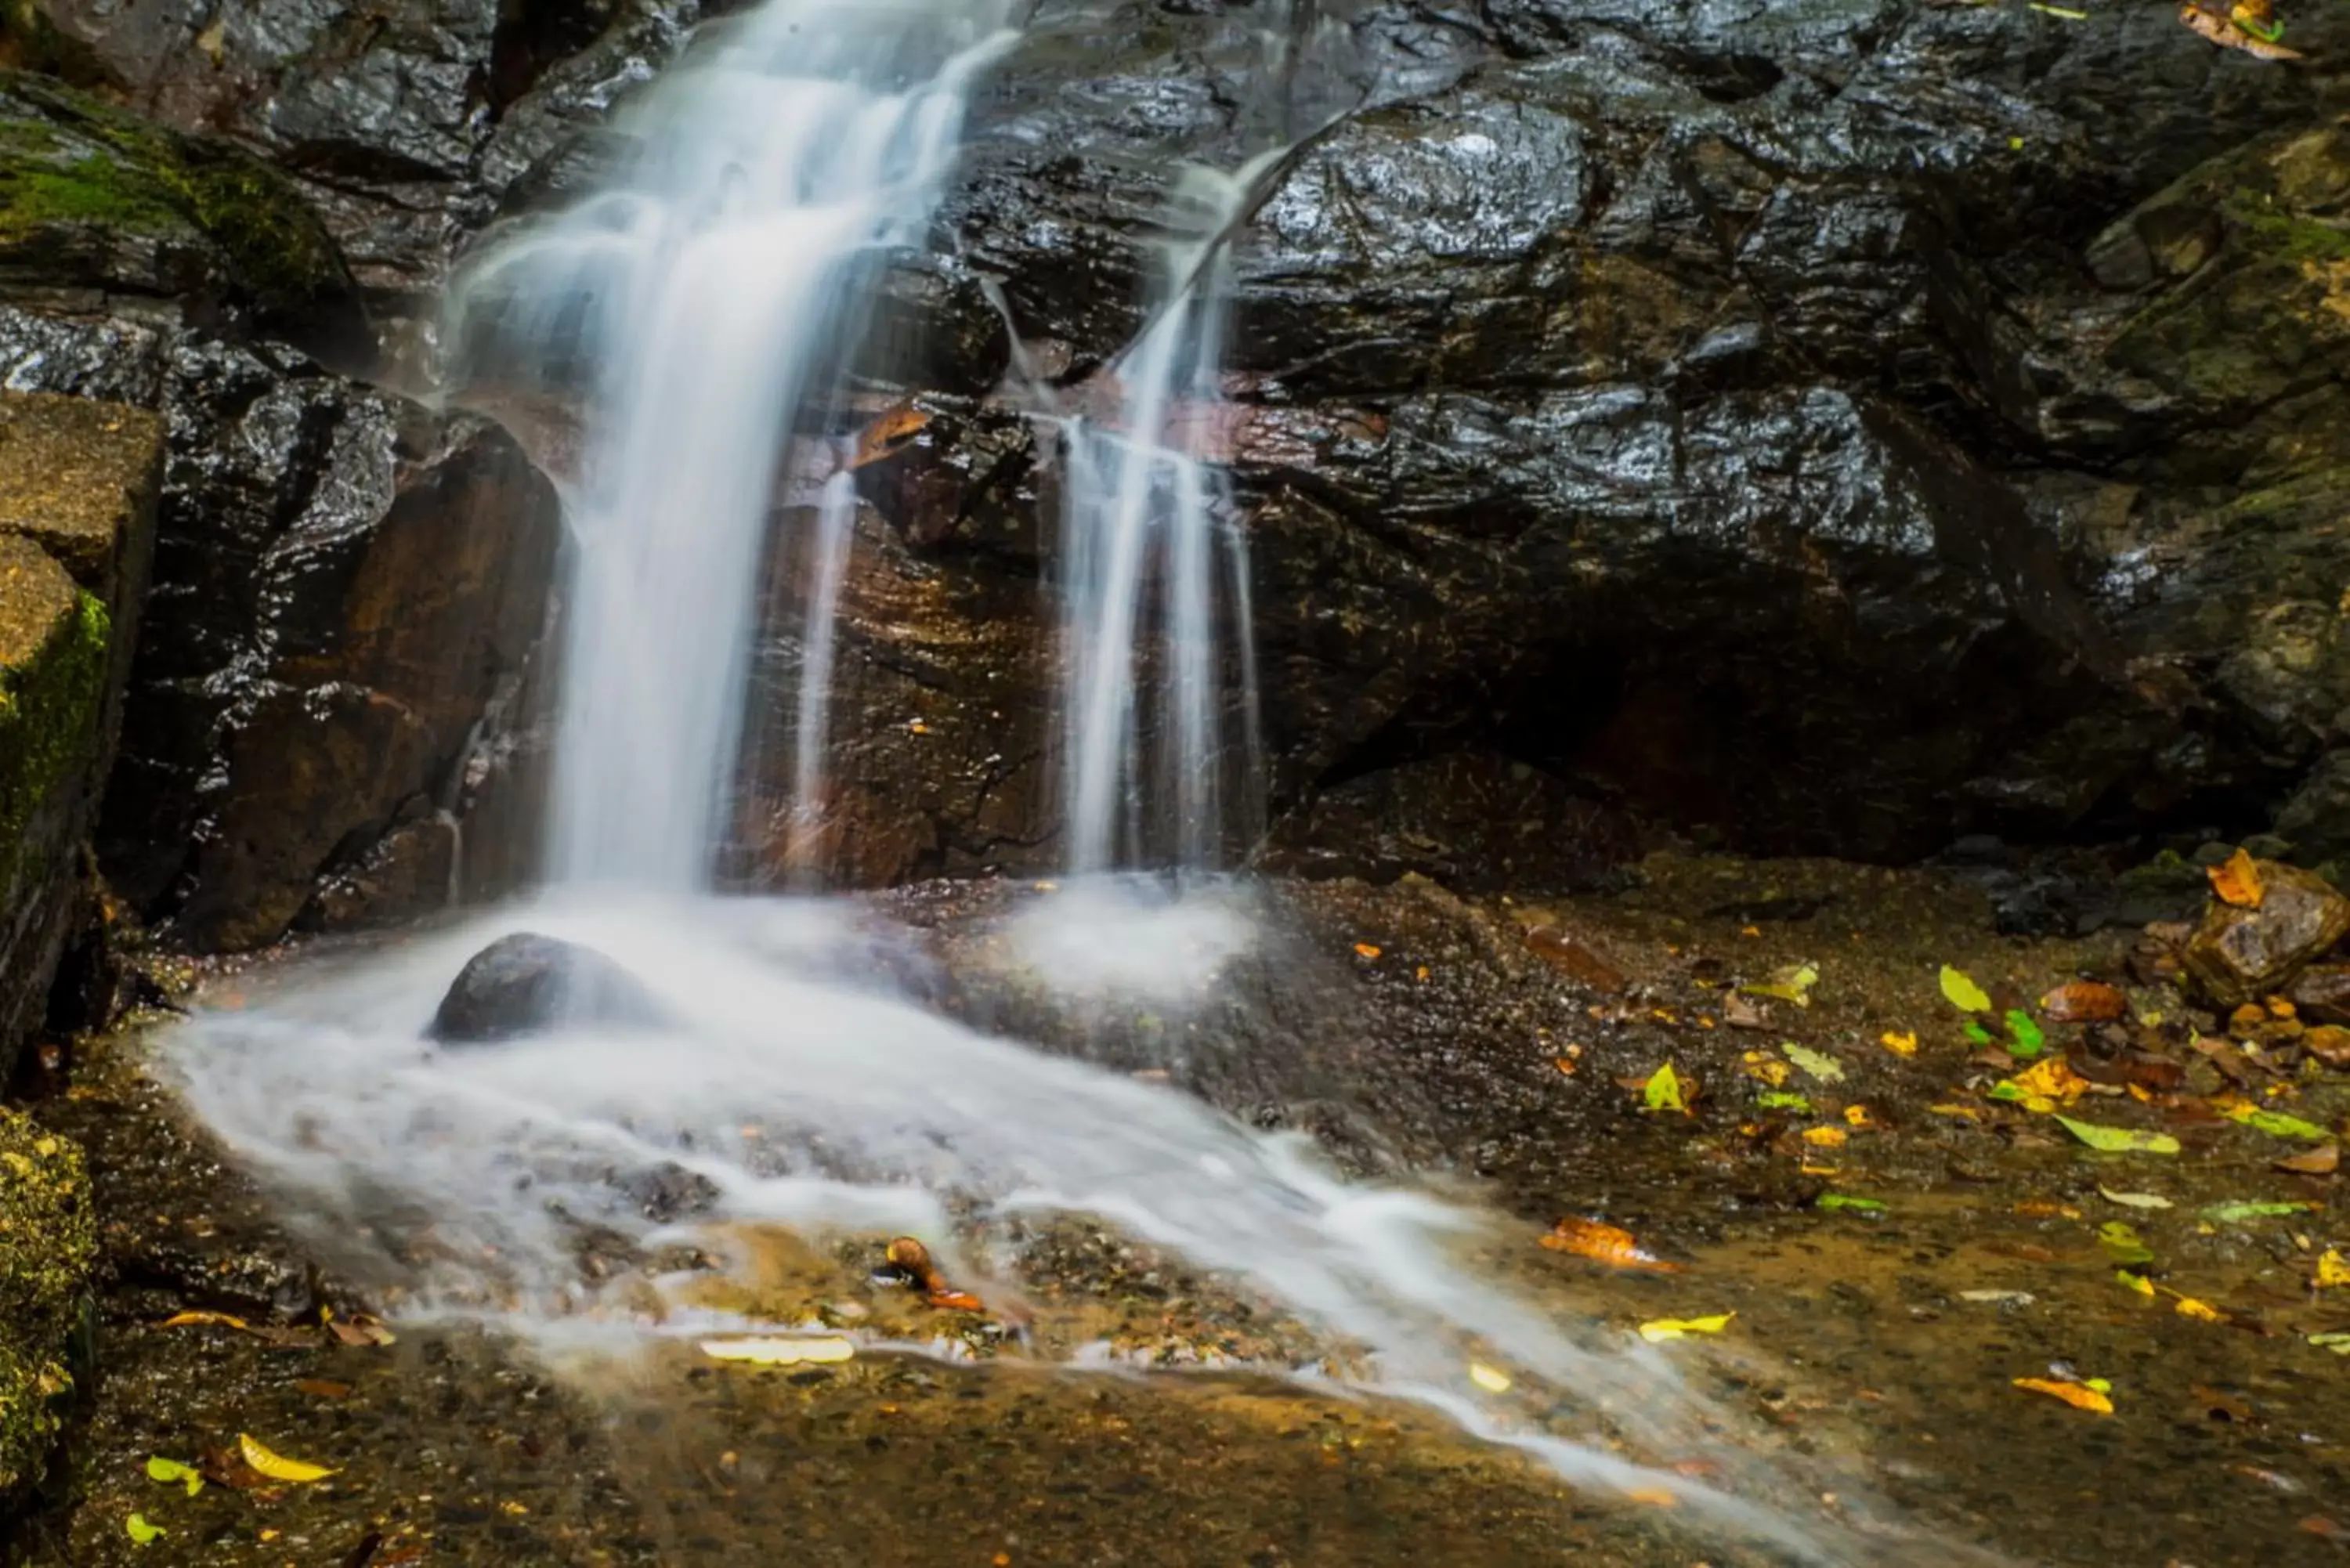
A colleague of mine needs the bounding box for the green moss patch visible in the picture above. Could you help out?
[0,535,106,902]
[0,1104,93,1499]
[0,69,356,327]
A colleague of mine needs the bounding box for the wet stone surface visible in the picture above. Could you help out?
[10,855,2350,1566]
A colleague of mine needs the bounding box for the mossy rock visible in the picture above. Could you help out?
[0,1104,93,1501]
[0,531,105,906]
[0,68,363,351]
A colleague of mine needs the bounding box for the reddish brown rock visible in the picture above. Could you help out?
[2182,862,2350,1010]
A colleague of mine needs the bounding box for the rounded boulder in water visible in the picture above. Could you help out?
[426,933,664,1044]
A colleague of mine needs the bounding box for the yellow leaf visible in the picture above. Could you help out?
[1742,1053,1791,1088]
[1467,1362,1512,1393]
[2173,1295,2225,1324]
[2316,1249,2350,1288]
[125,1514,165,1545]
[1641,1062,1685,1114]
[698,1335,856,1367]
[2012,1058,2090,1105]
[159,1311,254,1332]
[1352,943,1382,959]
[1637,1313,1734,1343]
[1625,1487,1679,1508]
[1844,1104,1875,1129]
[1940,966,1993,1013]
[1929,1103,1984,1122]
[1802,1126,1847,1147]
[2013,1377,2113,1414]
[237,1433,337,1483]
[1879,1031,1918,1057]
[2207,847,2265,909]
[2117,1270,2155,1296]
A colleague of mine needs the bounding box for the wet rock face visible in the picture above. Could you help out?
[428,931,663,1043]
[797,0,2350,877]
[89,341,562,952]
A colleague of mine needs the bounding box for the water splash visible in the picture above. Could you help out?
[447,0,1016,888]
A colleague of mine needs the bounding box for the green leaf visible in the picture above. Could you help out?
[1744,963,1820,1006]
[1987,1082,2027,1103]
[1940,965,1993,1013]
[1781,1043,1845,1084]
[1964,1021,1994,1046]
[144,1457,202,1498]
[2003,1010,2045,1058]
[2312,1332,2350,1356]
[125,1515,165,1546]
[2199,1201,2313,1224]
[2226,1105,2330,1141]
[2098,1220,2155,1266]
[1642,1062,1684,1114]
[2054,1116,2180,1154]
[1817,1193,1887,1214]
[1754,1092,1813,1113]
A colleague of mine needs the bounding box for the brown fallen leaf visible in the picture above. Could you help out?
[327,1312,396,1347]
[2178,3,2304,61]
[2276,1143,2340,1176]
[2189,1384,2256,1422]
[2040,981,2128,1023]
[1540,1217,1679,1272]
[925,1290,983,1311]
[1723,992,1766,1030]
[1524,925,1627,992]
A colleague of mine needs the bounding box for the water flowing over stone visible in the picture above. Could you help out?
[1058,157,1273,876]
[446,0,1017,889]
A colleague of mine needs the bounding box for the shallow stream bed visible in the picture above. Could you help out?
[13,856,2350,1567]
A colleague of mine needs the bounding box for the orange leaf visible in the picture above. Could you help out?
[2208,847,2265,908]
[2040,981,2127,1023]
[845,400,931,471]
[1539,1217,1679,1272]
[2013,1378,2113,1414]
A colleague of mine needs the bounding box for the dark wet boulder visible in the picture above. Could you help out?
[794,1,2350,881]
[428,932,663,1044]
[2182,861,2350,1010]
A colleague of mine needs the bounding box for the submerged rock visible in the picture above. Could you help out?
[2182,861,2350,1010]
[427,932,663,1044]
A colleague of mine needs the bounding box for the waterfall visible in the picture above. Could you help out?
[448,0,1015,890]
[1058,159,1273,876]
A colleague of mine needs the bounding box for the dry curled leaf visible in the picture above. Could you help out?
[2276,1143,2341,1176]
[699,1336,856,1366]
[1540,1217,1679,1272]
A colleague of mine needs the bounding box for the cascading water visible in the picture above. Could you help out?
[152,3,1958,1562]
[1056,157,1271,876]
[448,0,1016,889]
